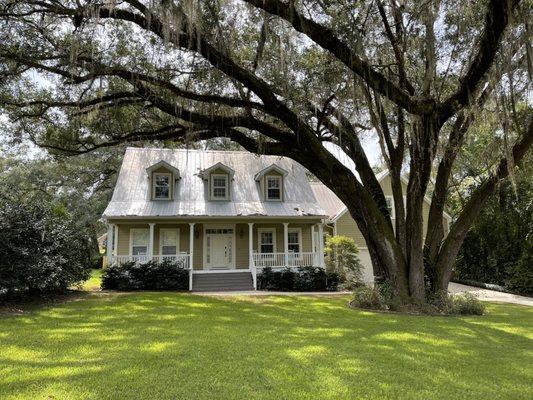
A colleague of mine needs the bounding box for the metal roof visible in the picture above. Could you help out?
[103,148,327,219]
[309,181,345,218]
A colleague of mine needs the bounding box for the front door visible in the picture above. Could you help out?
[205,228,234,269]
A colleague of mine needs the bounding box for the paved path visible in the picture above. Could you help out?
[448,282,533,307]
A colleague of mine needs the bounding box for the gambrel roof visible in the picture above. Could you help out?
[103,148,326,219]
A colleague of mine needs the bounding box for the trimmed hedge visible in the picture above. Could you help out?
[101,260,188,291]
[257,266,340,291]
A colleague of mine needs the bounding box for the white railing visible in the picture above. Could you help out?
[110,253,190,269]
[288,252,318,267]
[253,252,320,268]
[252,252,286,268]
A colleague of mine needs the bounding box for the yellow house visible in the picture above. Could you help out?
[103,148,328,291]
[311,170,452,282]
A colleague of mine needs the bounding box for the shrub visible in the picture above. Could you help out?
[101,260,189,291]
[350,285,388,310]
[325,235,363,286]
[0,195,91,298]
[451,292,486,315]
[257,266,339,291]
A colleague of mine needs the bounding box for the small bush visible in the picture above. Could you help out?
[101,260,189,291]
[257,266,339,291]
[350,285,388,310]
[451,292,486,315]
[427,290,454,314]
[325,235,363,285]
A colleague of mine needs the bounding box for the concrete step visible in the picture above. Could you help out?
[193,272,254,292]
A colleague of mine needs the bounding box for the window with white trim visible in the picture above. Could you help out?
[259,229,276,253]
[266,175,282,200]
[385,196,395,219]
[153,172,171,200]
[211,174,229,200]
[288,229,301,253]
[160,229,180,255]
[130,229,149,256]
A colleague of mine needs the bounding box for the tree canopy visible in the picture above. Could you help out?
[0,0,531,305]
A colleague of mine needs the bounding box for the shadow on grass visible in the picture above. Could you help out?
[0,293,531,400]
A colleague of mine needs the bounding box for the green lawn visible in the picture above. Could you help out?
[80,269,103,291]
[0,293,531,400]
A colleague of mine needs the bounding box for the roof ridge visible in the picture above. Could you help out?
[126,147,281,155]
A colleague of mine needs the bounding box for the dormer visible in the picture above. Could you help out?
[146,160,180,201]
[200,162,235,201]
[254,164,288,202]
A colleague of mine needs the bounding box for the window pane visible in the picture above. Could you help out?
[162,245,177,255]
[155,186,170,198]
[288,244,299,253]
[266,177,281,199]
[267,188,280,199]
[267,178,280,188]
[261,244,274,253]
[213,177,226,187]
[156,175,169,186]
[213,187,226,198]
[161,230,178,246]
[288,231,299,253]
[132,246,147,255]
[132,230,149,246]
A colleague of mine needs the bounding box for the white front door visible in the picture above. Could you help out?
[205,228,234,269]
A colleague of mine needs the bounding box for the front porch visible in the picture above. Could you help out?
[105,219,326,290]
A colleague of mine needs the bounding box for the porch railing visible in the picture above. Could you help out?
[252,252,320,268]
[109,253,190,268]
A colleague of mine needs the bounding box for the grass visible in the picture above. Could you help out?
[0,292,531,400]
[80,269,103,291]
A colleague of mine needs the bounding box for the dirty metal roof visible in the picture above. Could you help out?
[309,181,346,219]
[103,148,327,219]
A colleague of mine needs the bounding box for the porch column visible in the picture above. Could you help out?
[311,224,315,266]
[106,223,114,264]
[148,223,155,260]
[189,223,195,291]
[248,223,256,289]
[283,222,289,267]
[113,224,119,257]
[318,222,325,268]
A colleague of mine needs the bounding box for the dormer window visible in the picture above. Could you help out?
[254,164,288,202]
[153,173,171,199]
[266,175,282,200]
[211,174,229,200]
[200,162,235,201]
[145,160,180,201]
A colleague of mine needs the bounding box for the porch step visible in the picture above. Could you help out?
[192,272,254,292]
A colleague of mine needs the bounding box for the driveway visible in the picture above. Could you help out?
[448,282,533,307]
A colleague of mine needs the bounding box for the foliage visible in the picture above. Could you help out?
[450,293,486,315]
[257,266,339,291]
[454,169,533,296]
[0,186,91,297]
[352,285,486,315]
[101,260,189,291]
[351,286,388,311]
[324,235,363,287]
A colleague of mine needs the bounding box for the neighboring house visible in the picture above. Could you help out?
[103,147,451,291]
[311,170,452,282]
[103,148,327,291]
